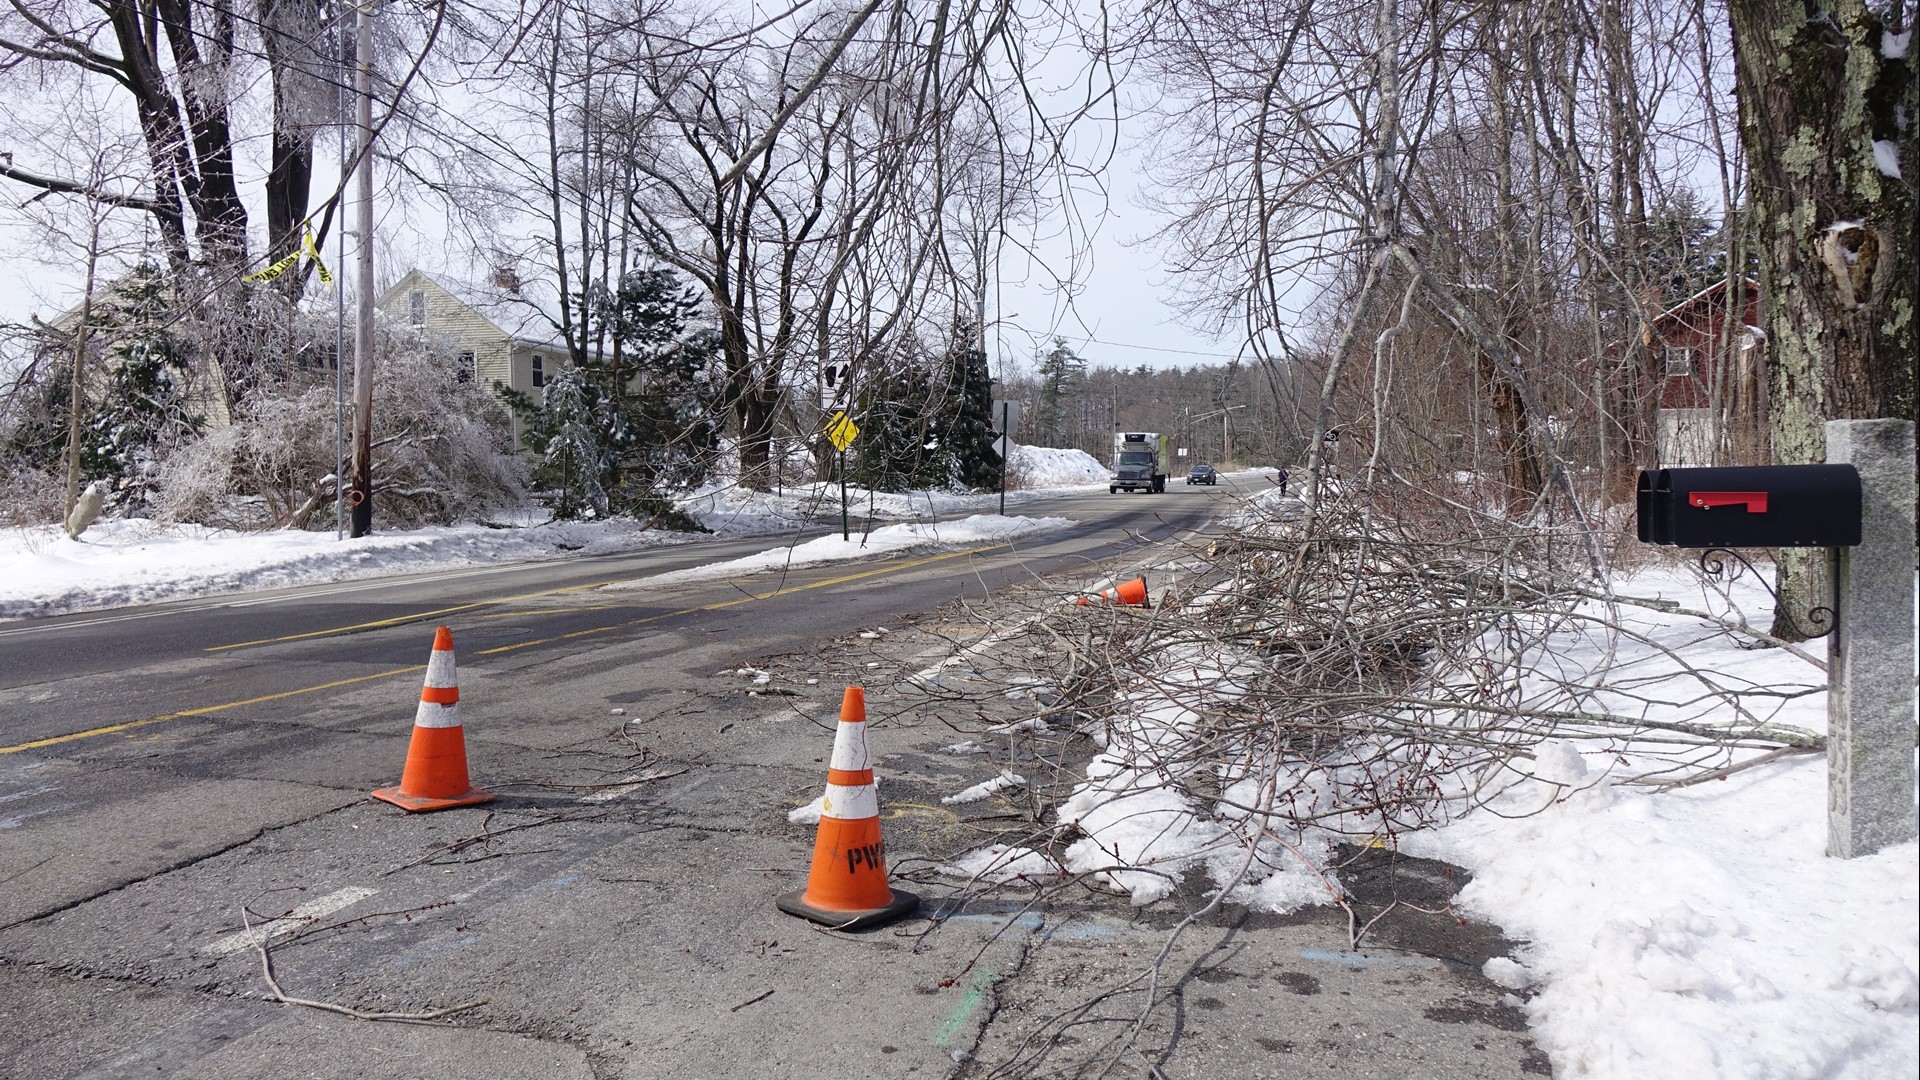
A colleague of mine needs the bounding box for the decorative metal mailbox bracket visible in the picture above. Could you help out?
[1696,547,1834,641]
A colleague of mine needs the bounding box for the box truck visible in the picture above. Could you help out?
[1110,432,1169,493]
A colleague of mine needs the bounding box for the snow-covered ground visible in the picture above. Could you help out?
[1404,574,1918,1079]
[603,513,1074,590]
[936,565,1918,1080]
[0,516,692,621]
[680,443,1106,537]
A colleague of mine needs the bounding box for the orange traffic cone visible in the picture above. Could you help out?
[776,687,920,930]
[372,626,495,813]
[1076,575,1148,606]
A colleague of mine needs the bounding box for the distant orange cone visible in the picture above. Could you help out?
[1076,575,1148,606]
[776,687,920,930]
[372,626,495,813]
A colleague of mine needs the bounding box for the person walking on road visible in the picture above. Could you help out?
[1275,469,1289,496]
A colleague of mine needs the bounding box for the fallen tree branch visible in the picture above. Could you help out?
[246,911,488,1025]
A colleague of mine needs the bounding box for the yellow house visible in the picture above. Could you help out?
[376,268,581,445]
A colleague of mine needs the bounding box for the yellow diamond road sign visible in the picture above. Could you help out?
[826,411,860,452]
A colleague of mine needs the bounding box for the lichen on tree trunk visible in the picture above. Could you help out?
[1729,0,1917,640]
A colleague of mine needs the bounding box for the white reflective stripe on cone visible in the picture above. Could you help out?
[423,649,458,688]
[413,700,463,729]
[827,722,870,771]
[820,782,879,820]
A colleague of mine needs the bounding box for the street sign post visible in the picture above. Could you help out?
[991,400,1020,516]
[825,410,860,540]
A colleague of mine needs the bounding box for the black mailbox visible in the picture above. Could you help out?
[1637,464,1861,548]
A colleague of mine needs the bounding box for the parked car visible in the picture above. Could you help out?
[1186,464,1218,485]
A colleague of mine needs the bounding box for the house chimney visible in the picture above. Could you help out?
[492,266,521,294]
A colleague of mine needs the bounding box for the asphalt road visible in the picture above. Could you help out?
[0,472,1549,1079]
[0,481,1222,750]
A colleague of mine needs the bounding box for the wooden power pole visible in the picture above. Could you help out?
[348,0,375,537]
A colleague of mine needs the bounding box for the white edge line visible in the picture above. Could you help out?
[204,886,377,956]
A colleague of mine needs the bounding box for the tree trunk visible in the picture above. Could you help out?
[257,0,319,293]
[736,388,777,491]
[1730,0,1917,639]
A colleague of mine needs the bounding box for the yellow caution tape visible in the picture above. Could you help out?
[242,250,299,284]
[301,230,332,285]
[242,229,332,286]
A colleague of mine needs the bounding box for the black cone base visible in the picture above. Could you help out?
[776,887,922,931]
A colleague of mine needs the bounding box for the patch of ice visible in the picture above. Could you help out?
[939,843,1064,883]
[941,769,1028,805]
[1484,957,1533,990]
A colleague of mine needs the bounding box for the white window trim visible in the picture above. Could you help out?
[1662,346,1696,378]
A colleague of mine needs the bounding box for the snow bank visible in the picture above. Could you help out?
[1413,751,1916,1080]
[604,513,1073,590]
[0,516,689,620]
[675,445,1105,537]
[1009,444,1109,487]
[677,483,837,536]
[1401,566,1919,1080]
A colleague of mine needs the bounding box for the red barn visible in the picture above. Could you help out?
[1643,277,1764,467]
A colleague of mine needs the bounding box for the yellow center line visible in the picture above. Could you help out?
[5,544,1002,755]
[470,604,620,620]
[203,577,640,652]
[0,666,424,756]
[472,546,997,656]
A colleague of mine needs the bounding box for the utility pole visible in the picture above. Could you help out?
[998,401,1010,516]
[1196,405,1245,467]
[348,0,375,538]
[334,15,349,540]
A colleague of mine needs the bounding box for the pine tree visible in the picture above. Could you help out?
[505,267,722,521]
[5,263,202,516]
[1031,338,1086,446]
[529,364,614,519]
[850,349,943,491]
[938,321,1000,491]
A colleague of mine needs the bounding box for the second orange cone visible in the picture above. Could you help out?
[372,626,495,813]
[777,687,920,930]
[1076,575,1148,606]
